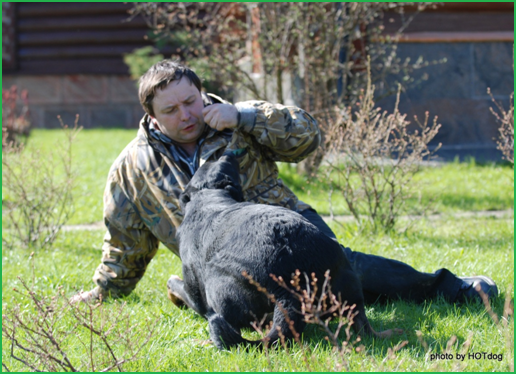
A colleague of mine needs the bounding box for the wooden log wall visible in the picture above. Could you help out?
[382,2,514,40]
[2,3,17,71]
[3,2,513,75]
[4,2,155,75]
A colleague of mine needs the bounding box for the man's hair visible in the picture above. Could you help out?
[138,60,202,116]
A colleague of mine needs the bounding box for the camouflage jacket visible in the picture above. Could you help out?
[92,95,321,298]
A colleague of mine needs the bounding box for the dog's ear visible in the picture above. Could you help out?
[207,154,244,202]
[185,159,212,192]
[215,152,241,187]
[186,152,243,202]
[179,190,191,212]
[208,173,243,202]
[224,183,244,202]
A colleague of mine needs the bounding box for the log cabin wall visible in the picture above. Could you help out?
[2,2,152,129]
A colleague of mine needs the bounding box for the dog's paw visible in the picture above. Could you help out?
[166,275,188,309]
[376,328,404,338]
[168,274,183,282]
[167,289,187,308]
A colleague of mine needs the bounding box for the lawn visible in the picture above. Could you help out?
[2,129,514,371]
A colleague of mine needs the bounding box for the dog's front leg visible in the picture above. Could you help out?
[167,275,208,317]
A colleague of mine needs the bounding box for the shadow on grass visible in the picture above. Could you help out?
[292,296,511,359]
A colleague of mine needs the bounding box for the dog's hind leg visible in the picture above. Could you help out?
[167,275,208,317]
[260,298,306,347]
[208,313,260,350]
[208,298,305,350]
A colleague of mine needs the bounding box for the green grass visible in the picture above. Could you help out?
[2,129,514,371]
[278,161,514,217]
[16,129,514,224]
[23,128,138,225]
[2,218,513,371]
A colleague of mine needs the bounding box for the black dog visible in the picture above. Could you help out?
[167,153,400,350]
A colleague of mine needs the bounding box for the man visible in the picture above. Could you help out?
[71,60,497,305]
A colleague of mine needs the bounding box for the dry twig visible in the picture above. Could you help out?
[2,117,82,249]
[2,277,157,372]
[325,63,441,232]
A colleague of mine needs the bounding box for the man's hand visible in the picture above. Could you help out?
[69,289,99,304]
[202,104,238,131]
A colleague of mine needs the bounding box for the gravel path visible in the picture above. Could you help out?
[62,209,514,231]
[323,209,514,223]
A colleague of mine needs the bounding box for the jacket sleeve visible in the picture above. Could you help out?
[234,101,321,163]
[92,166,160,299]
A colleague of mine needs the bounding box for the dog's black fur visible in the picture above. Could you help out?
[168,153,399,350]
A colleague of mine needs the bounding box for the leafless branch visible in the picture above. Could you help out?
[2,276,158,372]
[2,117,82,249]
[325,63,441,232]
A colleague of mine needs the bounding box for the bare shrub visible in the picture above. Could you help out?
[123,45,165,81]
[2,118,82,249]
[243,270,358,371]
[2,85,31,146]
[413,286,514,372]
[479,285,514,372]
[325,66,441,232]
[489,88,514,165]
[244,270,407,371]
[245,270,513,371]
[2,275,157,372]
[129,2,443,175]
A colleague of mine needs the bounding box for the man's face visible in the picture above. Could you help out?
[151,77,205,147]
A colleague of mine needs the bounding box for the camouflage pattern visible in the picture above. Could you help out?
[92,99,321,298]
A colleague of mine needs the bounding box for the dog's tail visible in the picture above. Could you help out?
[208,313,262,350]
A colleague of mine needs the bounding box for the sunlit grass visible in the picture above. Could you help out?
[2,215,513,371]
[278,160,513,216]
[18,129,513,225]
[2,129,514,371]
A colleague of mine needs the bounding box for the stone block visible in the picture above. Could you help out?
[396,97,501,147]
[473,42,514,98]
[383,42,473,100]
[90,106,130,128]
[108,76,139,104]
[43,106,84,129]
[2,76,17,89]
[433,144,501,162]
[62,75,108,104]
[375,41,511,161]
[2,76,62,106]
[132,104,145,128]
[14,76,63,104]
[27,105,44,129]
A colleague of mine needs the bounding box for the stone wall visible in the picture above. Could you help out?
[2,75,144,129]
[377,41,514,161]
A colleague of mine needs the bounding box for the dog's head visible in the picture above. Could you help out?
[180,152,243,211]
